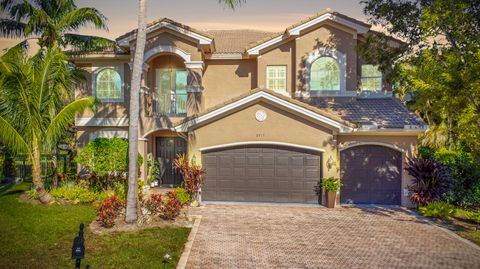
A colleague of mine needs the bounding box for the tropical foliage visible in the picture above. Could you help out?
[419,201,457,219]
[173,154,205,201]
[0,0,114,51]
[320,177,342,193]
[420,147,480,208]
[96,195,125,228]
[359,0,480,157]
[406,157,452,206]
[75,138,142,191]
[0,48,95,203]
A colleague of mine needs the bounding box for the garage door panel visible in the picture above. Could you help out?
[202,145,322,203]
[341,145,401,205]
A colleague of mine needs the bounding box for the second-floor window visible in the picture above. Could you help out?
[361,65,382,91]
[96,68,123,101]
[309,56,340,91]
[156,69,188,115]
[266,65,287,92]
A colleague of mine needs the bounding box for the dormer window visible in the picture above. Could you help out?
[361,65,382,92]
[95,68,123,102]
[309,56,340,91]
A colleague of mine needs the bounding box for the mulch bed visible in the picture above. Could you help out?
[89,208,195,234]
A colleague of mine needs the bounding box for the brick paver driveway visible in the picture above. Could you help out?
[185,204,480,269]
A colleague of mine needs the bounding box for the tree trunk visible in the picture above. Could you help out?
[32,137,53,204]
[125,0,147,223]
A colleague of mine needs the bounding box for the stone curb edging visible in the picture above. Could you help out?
[176,215,202,269]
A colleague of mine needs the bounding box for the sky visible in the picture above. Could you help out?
[0,0,369,51]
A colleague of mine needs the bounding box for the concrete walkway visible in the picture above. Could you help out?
[184,204,480,269]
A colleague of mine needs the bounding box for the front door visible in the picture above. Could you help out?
[155,137,187,186]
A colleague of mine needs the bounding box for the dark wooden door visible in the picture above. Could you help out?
[155,137,186,186]
[202,145,322,204]
[340,145,402,205]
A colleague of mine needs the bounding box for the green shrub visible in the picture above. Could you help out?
[433,148,480,208]
[174,187,191,205]
[320,177,342,192]
[419,201,457,218]
[49,181,100,203]
[75,138,143,191]
[113,181,126,201]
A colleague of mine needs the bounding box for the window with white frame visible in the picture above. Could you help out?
[309,57,340,91]
[95,68,123,101]
[361,64,382,91]
[266,65,287,92]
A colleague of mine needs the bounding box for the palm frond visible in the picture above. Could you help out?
[58,7,108,32]
[219,0,245,10]
[44,97,95,149]
[7,0,35,21]
[24,8,52,36]
[63,33,115,51]
[0,115,30,155]
[0,19,27,38]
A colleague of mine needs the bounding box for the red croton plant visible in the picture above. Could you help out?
[173,154,205,201]
[96,195,125,228]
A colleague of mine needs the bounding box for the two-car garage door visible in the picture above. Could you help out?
[201,144,402,205]
[202,145,321,204]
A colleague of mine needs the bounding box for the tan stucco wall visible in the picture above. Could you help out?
[257,40,295,94]
[75,60,130,119]
[337,134,419,207]
[187,101,339,181]
[140,30,203,61]
[295,22,358,92]
[202,59,257,109]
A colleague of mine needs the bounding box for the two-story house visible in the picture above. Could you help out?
[71,9,426,207]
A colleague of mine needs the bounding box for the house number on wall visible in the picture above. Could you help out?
[255,110,267,122]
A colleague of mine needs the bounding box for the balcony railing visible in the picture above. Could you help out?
[148,91,187,116]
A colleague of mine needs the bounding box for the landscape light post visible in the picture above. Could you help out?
[71,223,85,269]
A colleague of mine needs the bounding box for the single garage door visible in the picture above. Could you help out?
[340,145,402,205]
[202,145,322,203]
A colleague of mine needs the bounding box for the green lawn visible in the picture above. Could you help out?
[0,183,190,269]
[454,209,480,246]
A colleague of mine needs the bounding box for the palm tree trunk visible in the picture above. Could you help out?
[31,136,53,204]
[125,0,147,223]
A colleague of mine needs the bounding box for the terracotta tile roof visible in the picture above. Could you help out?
[206,30,277,53]
[116,17,214,42]
[177,89,356,129]
[301,96,425,128]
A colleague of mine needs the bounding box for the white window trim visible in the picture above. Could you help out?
[266,65,287,93]
[360,64,383,92]
[304,48,347,96]
[92,63,125,103]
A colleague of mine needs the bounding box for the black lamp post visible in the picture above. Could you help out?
[71,223,85,269]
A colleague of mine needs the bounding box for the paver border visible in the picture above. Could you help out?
[176,215,202,269]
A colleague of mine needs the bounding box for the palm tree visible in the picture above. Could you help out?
[0,47,95,203]
[0,0,114,51]
[125,0,147,223]
[124,0,246,223]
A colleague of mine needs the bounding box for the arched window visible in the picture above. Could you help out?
[96,68,122,100]
[309,57,340,91]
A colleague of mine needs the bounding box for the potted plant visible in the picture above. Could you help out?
[321,177,342,208]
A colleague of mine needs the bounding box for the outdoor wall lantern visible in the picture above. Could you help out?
[71,223,85,269]
[191,154,197,164]
[327,155,336,170]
